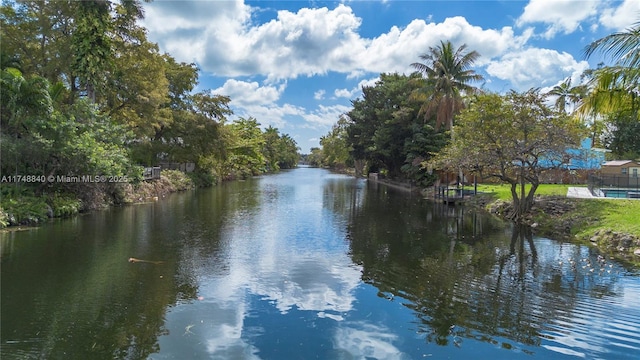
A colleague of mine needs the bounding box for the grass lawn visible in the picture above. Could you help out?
[475,183,581,200]
[475,183,640,238]
[572,199,640,238]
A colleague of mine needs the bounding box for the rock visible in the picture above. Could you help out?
[621,236,634,248]
[590,236,599,243]
[634,248,640,256]
[46,205,54,218]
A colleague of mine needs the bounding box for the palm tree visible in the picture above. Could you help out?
[580,20,640,116]
[546,77,587,114]
[411,40,484,133]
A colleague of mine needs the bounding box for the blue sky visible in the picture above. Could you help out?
[140,0,639,153]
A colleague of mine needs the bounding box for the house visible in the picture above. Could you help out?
[537,138,608,183]
[566,138,608,170]
[601,160,640,178]
[594,160,640,191]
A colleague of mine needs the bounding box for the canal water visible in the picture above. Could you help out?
[2,167,639,359]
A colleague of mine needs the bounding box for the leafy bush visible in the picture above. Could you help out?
[0,188,50,225]
[188,170,217,188]
[48,193,82,217]
[162,170,194,191]
[0,207,8,228]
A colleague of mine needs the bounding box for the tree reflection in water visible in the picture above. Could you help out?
[344,191,622,353]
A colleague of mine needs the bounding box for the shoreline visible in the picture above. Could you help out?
[5,168,640,267]
[427,188,640,267]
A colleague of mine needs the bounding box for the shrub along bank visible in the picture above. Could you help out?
[0,170,193,228]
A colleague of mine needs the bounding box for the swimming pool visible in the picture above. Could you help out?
[602,189,640,198]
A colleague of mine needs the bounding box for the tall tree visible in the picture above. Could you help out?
[71,0,112,103]
[546,77,586,114]
[347,73,422,177]
[223,117,266,178]
[320,117,351,169]
[431,90,583,221]
[411,41,483,132]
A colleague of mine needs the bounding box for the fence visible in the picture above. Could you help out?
[588,174,640,198]
[143,166,161,181]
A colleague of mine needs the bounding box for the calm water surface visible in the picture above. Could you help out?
[2,167,640,359]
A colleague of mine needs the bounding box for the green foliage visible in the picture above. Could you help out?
[162,170,194,191]
[603,110,640,159]
[343,72,445,183]
[545,77,587,114]
[320,117,351,168]
[0,187,50,225]
[222,117,267,178]
[71,1,114,102]
[401,122,447,186]
[188,169,217,188]
[273,133,300,169]
[580,19,639,155]
[48,193,82,218]
[432,90,584,220]
[306,147,324,167]
[411,40,483,130]
[0,0,303,229]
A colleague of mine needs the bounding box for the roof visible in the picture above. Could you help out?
[602,160,636,166]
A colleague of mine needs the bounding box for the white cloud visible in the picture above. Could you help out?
[314,89,326,100]
[302,104,352,127]
[486,48,590,91]
[360,16,529,72]
[211,79,347,129]
[233,103,305,129]
[144,3,529,80]
[517,0,599,38]
[142,0,252,64]
[334,77,380,100]
[599,0,640,31]
[212,79,284,107]
[356,77,380,91]
[202,4,368,79]
[334,88,354,98]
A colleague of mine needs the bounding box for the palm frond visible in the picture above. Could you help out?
[410,41,483,130]
[583,20,640,68]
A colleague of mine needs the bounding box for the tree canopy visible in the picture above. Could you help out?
[0,0,299,206]
[431,90,583,220]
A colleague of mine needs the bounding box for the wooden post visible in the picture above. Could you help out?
[474,174,477,195]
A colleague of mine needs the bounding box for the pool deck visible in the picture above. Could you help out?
[566,187,596,199]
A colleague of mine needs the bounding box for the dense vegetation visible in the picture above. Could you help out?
[0,1,299,227]
[313,23,639,221]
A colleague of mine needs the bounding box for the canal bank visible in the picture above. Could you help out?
[459,189,640,266]
[333,173,640,266]
[0,170,196,229]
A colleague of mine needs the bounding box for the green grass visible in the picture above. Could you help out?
[572,199,640,238]
[474,183,640,238]
[475,183,580,201]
